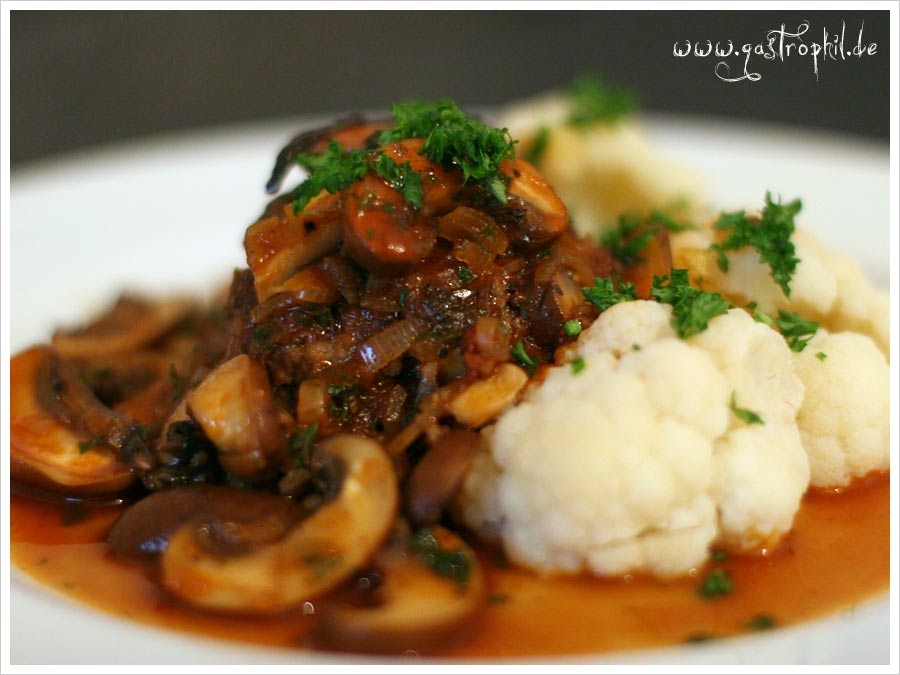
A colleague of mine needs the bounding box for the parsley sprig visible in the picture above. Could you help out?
[650,270,731,339]
[603,211,696,266]
[711,193,802,297]
[292,141,424,214]
[380,100,517,203]
[730,392,764,425]
[584,270,729,339]
[583,277,638,311]
[567,74,637,127]
[751,306,819,352]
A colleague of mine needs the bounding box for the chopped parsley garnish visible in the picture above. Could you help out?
[292,140,369,213]
[815,351,828,361]
[524,124,551,165]
[292,140,425,214]
[563,319,582,337]
[289,423,319,468]
[603,211,695,265]
[583,277,638,311]
[570,356,586,374]
[567,74,637,127]
[650,270,731,339]
[251,327,271,342]
[711,193,802,297]
[584,270,730,339]
[745,614,776,631]
[684,632,719,644]
[752,307,820,352]
[457,264,475,284]
[711,549,729,562]
[409,528,472,584]
[730,392,764,425]
[327,382,360,423]
[512,340,538,374]
[698,568,735,599]
[398,286,410,310]
[603,215,657,266]
[379,100,517,203]
[77,436,105,454]
[168,363,187,400]
[370,153,424,210]
[648,208,696,233]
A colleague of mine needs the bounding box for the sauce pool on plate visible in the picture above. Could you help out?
[10,474,889,657]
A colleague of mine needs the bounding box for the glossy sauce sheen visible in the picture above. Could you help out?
[10,475,889,657]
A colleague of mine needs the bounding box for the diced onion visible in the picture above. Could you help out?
[358,318,427,372]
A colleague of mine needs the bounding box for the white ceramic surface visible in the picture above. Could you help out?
[7,115,892,666]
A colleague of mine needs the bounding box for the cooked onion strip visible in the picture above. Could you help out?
[358,318,427,372]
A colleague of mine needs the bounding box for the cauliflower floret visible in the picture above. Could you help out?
[458,302,809,576]
[793,331,890,487]
[500,94,703,238]
[671,225,889,358]
[671,226,837,321]
[689,309,809,551]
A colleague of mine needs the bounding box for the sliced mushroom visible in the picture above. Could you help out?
[187,354,286,479]
[52,296,194,358]
[315,526,486,654]
[160,434,398,614]
[108,484,302,562]
[244,191,343,302]
[10,346,134,494]
[405,429,483,526]
[497,158,569,248]
[448,363,528,428]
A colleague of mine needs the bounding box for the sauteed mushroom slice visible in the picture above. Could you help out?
[315,526,486,655]
[187,354,286,480]
[10,346,134,494]
[108,484,302,562]
[52,296,194,358]
[244,191,343,302]
[160,434,398,614]
[405,429,483,526]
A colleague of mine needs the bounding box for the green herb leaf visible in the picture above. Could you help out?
[524,124,551,165]
[650,270,731,338]
[370,154,424,210]
[752,307,819,352]
[379,100,517,203]
[711,193,802,297]
[567,74,637,127]
[327,382,360,423]
[563,319,582,337]
[457,264,475,284]
[730,392,764,425]
[583,277,638,311]
[698,568,735,599]
[745,614,776,631]
[570,356,586,374]
[602,215,656,266]
[289,423,319,468]
[512,340,537,374]
[649,208,696,233]
[292,140,369,214]
[409,528,472,584]
[815,351,827,361]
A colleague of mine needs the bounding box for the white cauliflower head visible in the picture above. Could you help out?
[793,330,890,487]
[689,309,809,552]
[458,301,810,577]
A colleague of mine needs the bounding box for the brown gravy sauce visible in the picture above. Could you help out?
[10,474,889,658]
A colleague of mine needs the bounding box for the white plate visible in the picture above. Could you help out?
[7,115,891,666]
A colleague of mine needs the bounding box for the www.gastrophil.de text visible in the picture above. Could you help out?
[673,20,877,82]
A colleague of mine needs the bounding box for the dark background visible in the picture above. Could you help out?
[11,9,890,167]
